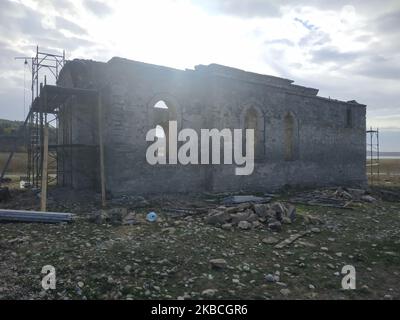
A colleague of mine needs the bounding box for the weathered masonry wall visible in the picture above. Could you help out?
[57,57,366,195]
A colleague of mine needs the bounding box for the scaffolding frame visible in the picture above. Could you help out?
[366,127,380,185]
[27,46,66,188]
[2,45,106,207]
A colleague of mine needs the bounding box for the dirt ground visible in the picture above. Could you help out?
[0,162,399,300]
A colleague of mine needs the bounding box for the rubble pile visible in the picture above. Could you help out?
[290,187,377,208]
[205,201,296,232]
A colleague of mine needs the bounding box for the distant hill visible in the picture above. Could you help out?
[0,118,56,152]
[0,119,24,135]
[0,119,25,152]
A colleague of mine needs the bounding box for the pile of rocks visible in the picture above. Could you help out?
[205,201,296,232]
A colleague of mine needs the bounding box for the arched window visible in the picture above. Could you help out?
[154,100,168,110]
[284,112,298,161]
[243,106,264,160]
[152,99,177,159]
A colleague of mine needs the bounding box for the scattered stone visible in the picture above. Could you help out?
[361,195,377,203]
[209,259,227,269]
[206,211,231,226]
[264,274,278,283]
[162,227,176,234]
[238,221,251,230]
[221,223,233,230]
[252,221,262,228]
[201,289,217,298]
[282,217,292,224]
[124,265,132,273]
[268,221,282,232]
[326,263,335,270]
[262,237,279,245]
[280,288,291,296]
[122,211,138,225]
[252,204,269,217]
[311,227,321,233]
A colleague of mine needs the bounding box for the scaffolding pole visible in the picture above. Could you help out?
[366,127,380,185]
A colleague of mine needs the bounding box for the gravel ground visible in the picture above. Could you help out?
[0,184,399,300]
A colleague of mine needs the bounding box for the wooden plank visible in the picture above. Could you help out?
[98,93,106,208]
[40,124,49,211]
[0,209,73,223]
[274,230,310,249]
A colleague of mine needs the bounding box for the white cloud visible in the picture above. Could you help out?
[0,0,399,150]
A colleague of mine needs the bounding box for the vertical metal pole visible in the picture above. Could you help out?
[371,128,374,185]
[98,93,106,207]
[377,128,380,183]
[40,124,49,211]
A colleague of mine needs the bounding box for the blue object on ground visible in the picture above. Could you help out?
[146,211,157,222]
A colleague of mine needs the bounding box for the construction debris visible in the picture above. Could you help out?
[206,201,296,231]
[0,209,73,223]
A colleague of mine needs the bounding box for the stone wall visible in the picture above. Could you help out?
[57,57,367,195]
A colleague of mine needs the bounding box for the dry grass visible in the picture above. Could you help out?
[368,159,400,187]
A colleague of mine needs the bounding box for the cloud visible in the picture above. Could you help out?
[265,39,295,47]
[373,9,400,33]
[310,46,360,64]
[83,0,113,17]
[0,0,399,151]
[55,17,88,35]
[356,60,400,80]
[191,0,281,18]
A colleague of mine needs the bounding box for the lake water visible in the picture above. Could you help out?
[367,156,400,159]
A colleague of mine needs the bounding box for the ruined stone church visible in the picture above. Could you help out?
[56,57,366,195]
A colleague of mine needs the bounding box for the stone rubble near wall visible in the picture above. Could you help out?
[290,187,377,208]
[205,201,296,232]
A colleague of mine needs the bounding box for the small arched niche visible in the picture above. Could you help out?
[242,106,265,160]
[284,112,299,161]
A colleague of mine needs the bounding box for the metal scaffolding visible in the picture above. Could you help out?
[27,46,65,188]
[1,45,106,208]
[366,127,380,185]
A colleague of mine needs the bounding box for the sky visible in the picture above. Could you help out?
[0,0,399,151]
